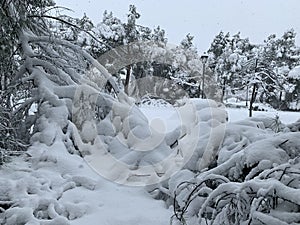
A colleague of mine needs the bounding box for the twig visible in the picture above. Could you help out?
[278,139,289,148]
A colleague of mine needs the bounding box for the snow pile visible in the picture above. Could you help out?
[0,100,96,225]
[85,97,227,186]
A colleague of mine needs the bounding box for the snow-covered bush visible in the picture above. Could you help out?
[169,117,300,225]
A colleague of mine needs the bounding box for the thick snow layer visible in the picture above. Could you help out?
[81,98,227,186]
[0,141,171,225]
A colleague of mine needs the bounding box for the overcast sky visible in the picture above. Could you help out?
[55,0,300,53]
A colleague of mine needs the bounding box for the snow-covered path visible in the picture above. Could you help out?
[70,174,172,225]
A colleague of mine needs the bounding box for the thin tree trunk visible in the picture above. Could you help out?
[124,65,131,94]
[249,59,259,117]
[249,83,257,117]
[279,91,283,109]
[246,85,248,107]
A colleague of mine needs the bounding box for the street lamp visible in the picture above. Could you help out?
[200,52,208,99]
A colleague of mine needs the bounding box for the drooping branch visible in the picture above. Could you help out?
[26,34,122,95]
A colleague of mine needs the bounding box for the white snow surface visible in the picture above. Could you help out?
[0,141,171,225]
[227,107,300,124]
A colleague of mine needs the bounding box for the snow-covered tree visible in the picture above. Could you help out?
[287,66,300,110]
[276,29,299,67]
[209,32,253,102]
[208,31,230,62]
[207,30,300,110]
[0,1,134,223]
[95,10,125,54]
[259,30,300,109]
[166,34,216,98]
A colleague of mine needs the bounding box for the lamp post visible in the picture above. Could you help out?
[200,52,208,99]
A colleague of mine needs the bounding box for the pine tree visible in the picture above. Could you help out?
[259,30,300,109]
[209,32,253,102]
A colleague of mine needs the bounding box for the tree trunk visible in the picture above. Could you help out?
[124,65,131,94]
[249,59,259,117]
[245,85,248,107]
[278,91,283,109]
[249,83,257,117]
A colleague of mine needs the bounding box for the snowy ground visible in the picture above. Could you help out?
[70,177,172,225]
[1,99,299,225]
[76,99,300,225]
[141,103,300,128]
[224,98,300,124]
[0,138,172,225]
[227,108,300,124]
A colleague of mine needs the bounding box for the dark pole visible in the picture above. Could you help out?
[202,61,205,98]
